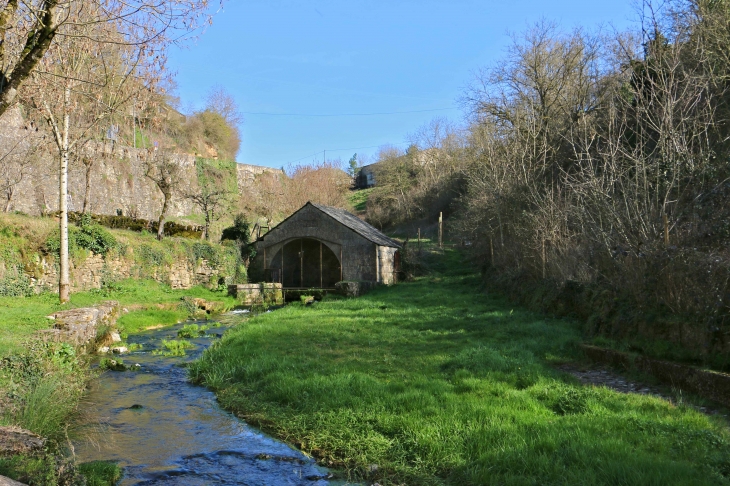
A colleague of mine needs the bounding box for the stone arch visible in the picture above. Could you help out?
[268,238,341,288]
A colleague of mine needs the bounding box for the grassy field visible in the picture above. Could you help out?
[0,278,237,356]
[190,249,730,485]
[348,188,374,213]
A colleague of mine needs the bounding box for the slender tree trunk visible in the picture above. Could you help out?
[4,187,12,212]
[82,160,93,213]
[157,189,170,240]
[59,87,70,303]
[204,209,210,241]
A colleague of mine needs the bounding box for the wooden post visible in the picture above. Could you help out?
[438,212,443,249]
[663,213,669,248]
[490,236,494,267]
[418,228,421,253]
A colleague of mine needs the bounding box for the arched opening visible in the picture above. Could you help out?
[268,238,341,288]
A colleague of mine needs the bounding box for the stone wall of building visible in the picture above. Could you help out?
[253,204,382,284]
[378,246,399,285]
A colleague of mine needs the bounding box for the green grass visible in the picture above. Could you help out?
[77,461,123,486]
[0,279,236,356]
[0,456,121,486]
[190,249,730,485]
[178,323,210,338]
[348,188,373,212]
[154,339,194,356]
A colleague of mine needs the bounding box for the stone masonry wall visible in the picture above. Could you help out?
[31,252,222,293]
[378,246,399,285]
[0,107,283,219]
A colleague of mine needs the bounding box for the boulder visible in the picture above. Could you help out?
[40,301,120,347]
[0,426,45,456]
[0,475,28,486]
[334,281,376,298]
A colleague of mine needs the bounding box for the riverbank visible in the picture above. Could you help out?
[190,249,730,485]
[0,280,237,485]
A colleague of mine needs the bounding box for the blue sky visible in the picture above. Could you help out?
[168,0,639,169]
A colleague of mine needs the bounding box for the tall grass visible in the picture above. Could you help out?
[0,341,87,442]
[191,249,730,485]
[17,375,80,440]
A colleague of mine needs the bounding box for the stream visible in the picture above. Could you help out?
[74,315,338,485]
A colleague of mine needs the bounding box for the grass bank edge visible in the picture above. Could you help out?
[190,249,730,486]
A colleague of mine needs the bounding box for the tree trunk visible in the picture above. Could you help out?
[59,87,70,303]
[201,205,210,241]
[4,187,12,212]
[82,160,93,214]
[204,206,210,241]
[157,189,171,240]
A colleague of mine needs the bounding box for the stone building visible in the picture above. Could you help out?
[354,163,377,189]
[250,202,401,288]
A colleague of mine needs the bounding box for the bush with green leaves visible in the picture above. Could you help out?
[0,271,33,297]
[44,216,118,257]
[221,213,256,283]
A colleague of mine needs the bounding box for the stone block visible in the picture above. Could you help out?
[228,283,283,305]
[46,301,120,347]
[334,280,376,298]
[0,426,45,456]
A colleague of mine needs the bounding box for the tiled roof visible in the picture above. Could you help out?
[310,203,401,248]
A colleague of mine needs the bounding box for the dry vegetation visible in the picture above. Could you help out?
[364,0,730,366]
[239,161,353,224]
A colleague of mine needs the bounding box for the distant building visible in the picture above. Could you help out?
[353,163,377,189]
[250,202,401,288]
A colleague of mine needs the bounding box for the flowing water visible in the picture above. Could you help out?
[74,315,338,485]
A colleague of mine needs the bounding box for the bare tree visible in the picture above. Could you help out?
[0,0,211,117]
[185,159,236,241]
[21,3,156,303]
[283,160,351,213]
[0,136,45,212]
[145,149,181,240]
[205,86,243,126]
